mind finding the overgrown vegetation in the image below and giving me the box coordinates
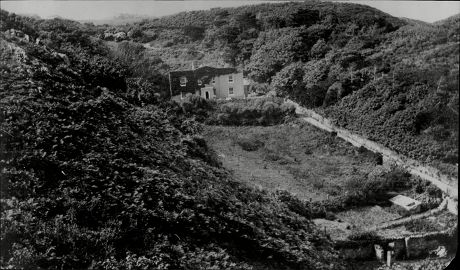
[278,167,414,217]
[404,219,440,233]
[347,231,381,241]
[211,98,296,126]
[102,0,459,175]
[27,0,454,173]
[1,2,458,268]
[203,122,442,217]
[0,11,343,270]
[176,96,296,126]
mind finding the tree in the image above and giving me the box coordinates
[247,28,304,82]
[183,25,205,41]
[232,11,258,32]
[271,62,306,98]
[261,15,286,30]
[288,8,320,27]
[310,39,329,59]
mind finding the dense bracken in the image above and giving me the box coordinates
[176,95,296,126]
[1,1,458,268]
[0,10,343,270]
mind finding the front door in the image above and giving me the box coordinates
[205,91,209,99]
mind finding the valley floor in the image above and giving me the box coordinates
[203,120,377,202]
[202,120,457,268]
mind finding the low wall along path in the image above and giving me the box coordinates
[286,100,458,204]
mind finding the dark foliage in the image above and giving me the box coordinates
[209,98,296,126]
[0,11,342,270]
[128,0,458,174]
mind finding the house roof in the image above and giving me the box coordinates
[169,66,239,96]
[170,66,237,79]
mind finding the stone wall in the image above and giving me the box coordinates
[335,230,456,260]
[286,100,458,204]
[286,100,459,261]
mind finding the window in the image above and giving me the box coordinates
[228,87,234,95]
[212,78,215,84]
[179,76,187,87]
[228,75,233,83]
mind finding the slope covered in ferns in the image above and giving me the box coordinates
[0,10,341,270]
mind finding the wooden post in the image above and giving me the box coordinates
[387,242,394,266]
[405,237,410,259]
[168,72,173,98]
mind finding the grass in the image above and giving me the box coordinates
[202,120,379,202]
[202,120,449,243]
[336,205,402,230]
[235,136,264,151]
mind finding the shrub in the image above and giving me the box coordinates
[236,136,264,151]
[348,231,381,241]
[280,102,296,114]
[1,28,342,269]
[426,184,443,198]
[211,98,295,126]
[405,219,439,233]
[181,94,214,121]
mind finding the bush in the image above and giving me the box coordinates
[181,94,214,121]
[210,98,296,126]
[405,219,439,233]
[236,136,264,151]
[1,26,343,269]
[348,231,381,241]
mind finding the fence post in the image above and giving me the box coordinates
[386,251,392,266]
[404,237,410,259]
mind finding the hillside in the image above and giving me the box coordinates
[107,0,458,176]
[0,1,458,268]
[0,10,342,270]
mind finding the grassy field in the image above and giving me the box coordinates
[202,120,380,202]
[202,118,454,267]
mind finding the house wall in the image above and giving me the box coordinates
[200,86,215,99]
[213,72,245,99]
[169,71,198,97]
[171,90,200,103]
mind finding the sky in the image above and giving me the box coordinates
[1,1,460,23]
